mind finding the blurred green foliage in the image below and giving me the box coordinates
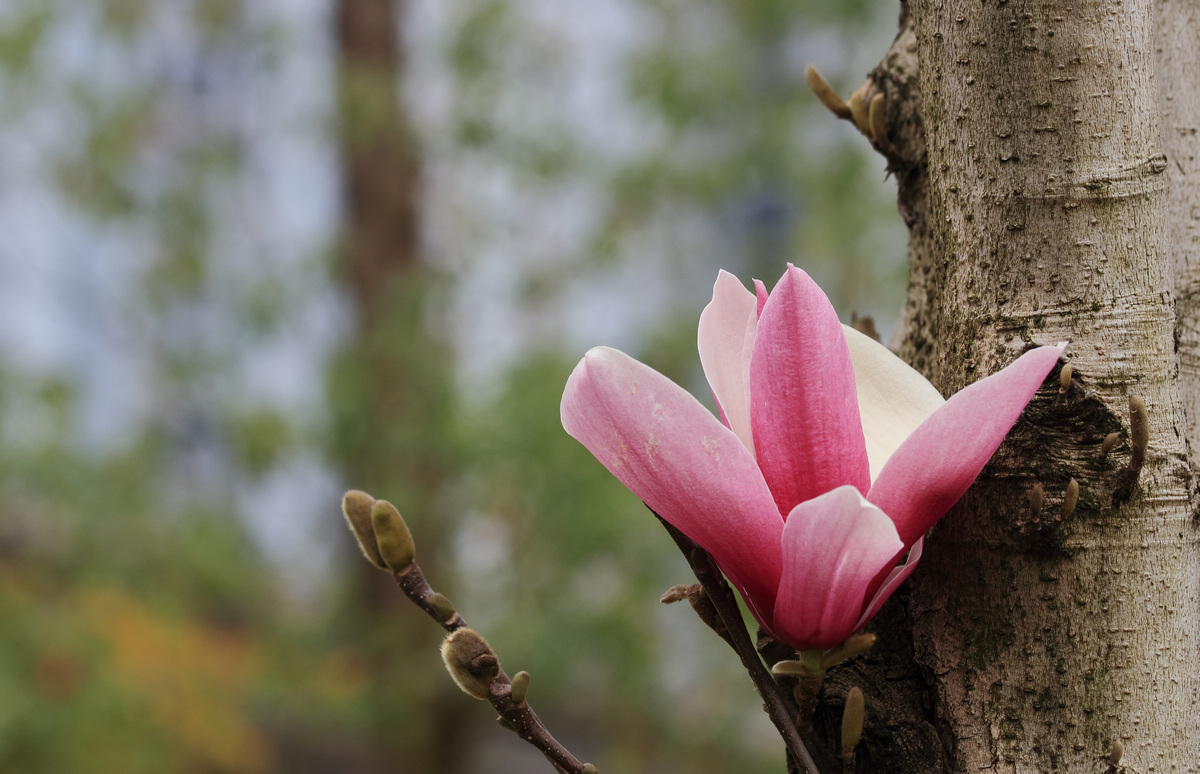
[0,0,904,772]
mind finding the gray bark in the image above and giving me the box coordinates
[850,0,1200,770]
[1161,0,1200,459]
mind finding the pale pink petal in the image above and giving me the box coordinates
[869,344,1066,547]
[751,265,870,517]
[842,325,946,481]
[754,279,768,317]
[561,346,783,625]
[773,485,904,650]
[698,270,758,454]
[852,537,923,632]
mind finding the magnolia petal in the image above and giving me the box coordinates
[751,265,871,517]
[773,485,905,651]
[698,270,758,454]
[853,537,923,633]
[843,325,946,481]
[561,346,783,625]
[869,344,1066,547]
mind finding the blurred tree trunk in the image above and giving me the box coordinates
[835,0,1200,771]
[331,1,464,771]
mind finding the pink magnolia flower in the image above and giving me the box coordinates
[561,265,1064,651]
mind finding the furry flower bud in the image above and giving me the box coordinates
[341,490,386,569]
[370,499,415,573]
[440,628,500,701]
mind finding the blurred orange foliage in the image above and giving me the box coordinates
[81,588,275,773]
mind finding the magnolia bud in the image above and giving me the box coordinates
[1129,396,1148,471]
[659,584,698,604]
[771,660,817,679]
[509,670,530,704]
[1059,363,1073,394]
[440,628,499,700]
[370,499,415,573]
[822,632,877,670]
[868,93,887,143]
[804,64,853,120]
[848,89,870,135]
[1059,478,1079,521]
[1099,431,1119,464]
[841,687,865,754]
[342,490,386,569]
[581,764,600,774]
[1028,483,1045,522]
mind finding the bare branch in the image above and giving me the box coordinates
[391,561,593,774]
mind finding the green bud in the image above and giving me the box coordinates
[341,490,386,569]
[509,670,530,704]
[805,64,853,121]
[1059,363,1073,394]
[867,93,886,143]
[1059,478,1079,521]
[848,89,870,135]
[1028,483,1045,521]
[771,660,816,679]
[581,764,600,774]
[782,649,827,725]
[822,632,877,670]
[370,499,415,573]
[841,686,865,754]
[428,592,456,623]
[1099,431,1119,462]
[440,628,500,700]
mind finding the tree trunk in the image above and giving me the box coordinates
[870,0,1200,770]
[332,1,465,771]
[1160,0,1200,457]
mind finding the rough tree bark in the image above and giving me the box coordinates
[1161,0,1200,453]
[840,0,1200,771]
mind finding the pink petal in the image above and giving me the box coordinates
[561,346,783,626]
[773,485,904,651]
[853,537,923,632]
[750,265,871,517]
[698,270,758,455]
[868,344,1066,547]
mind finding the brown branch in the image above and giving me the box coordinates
[393,562,591,774]
[653,514,824,774]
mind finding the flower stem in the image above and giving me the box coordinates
[654,513,824,774]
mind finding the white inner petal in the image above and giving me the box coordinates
[843,325,946,480]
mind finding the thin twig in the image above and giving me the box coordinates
[654,514,823,774]
[393,563,589,773]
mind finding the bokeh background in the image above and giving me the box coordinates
[0,1,907,771]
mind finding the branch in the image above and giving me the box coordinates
[342,492,596,774]
[394,563,590,774]
[653,513,825,774]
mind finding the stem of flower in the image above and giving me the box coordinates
[654,513,824,774]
